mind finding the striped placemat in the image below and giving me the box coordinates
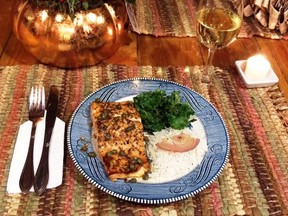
[0,64,287,215]
[126,0,288,39]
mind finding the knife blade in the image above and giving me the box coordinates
[34,85,59,195]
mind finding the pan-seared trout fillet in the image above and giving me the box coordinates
[90,100,150,181]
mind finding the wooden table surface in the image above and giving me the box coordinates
[1,0,288,101]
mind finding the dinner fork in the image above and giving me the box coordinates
[19,86,45,193]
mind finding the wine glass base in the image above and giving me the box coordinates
[201,75,211,84]
[201,65,213,84]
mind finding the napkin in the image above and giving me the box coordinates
[7,113,65,193]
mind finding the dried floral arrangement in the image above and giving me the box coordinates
[244,0,288,34]
[29,0,135,17]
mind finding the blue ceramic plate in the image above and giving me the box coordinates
[67,78,229,204]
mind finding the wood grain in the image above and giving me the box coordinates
[1,0,287,100]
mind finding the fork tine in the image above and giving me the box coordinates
[36,86,45,109]
[29,87,35,109]
[36,87,41,108]
[41,87,45,109]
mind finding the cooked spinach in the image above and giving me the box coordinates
[133,89,194,133]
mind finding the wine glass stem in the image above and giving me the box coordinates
[206,48,215,76]
[202,48,215,83]
[207,48,215,68]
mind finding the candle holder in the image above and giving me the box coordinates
[235,56,279,88]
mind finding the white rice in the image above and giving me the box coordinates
[138,116,208,183]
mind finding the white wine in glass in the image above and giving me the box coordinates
[196,0,243,82]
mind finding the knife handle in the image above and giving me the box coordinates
[19,125,36,193]
[34,142,49,195]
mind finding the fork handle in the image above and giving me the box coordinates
[19,124,36,193]
[34,141,50,195]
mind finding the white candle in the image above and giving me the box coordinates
[244,55,271,81]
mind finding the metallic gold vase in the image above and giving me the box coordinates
[12,0,128,68]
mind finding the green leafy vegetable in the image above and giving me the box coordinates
[133,89,194,133]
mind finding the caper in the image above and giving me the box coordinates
[124,124,135,132]
[98,110,109,120]
[128,178,137,183]
[104,132,111,141]
[88,152,97,157]
[144,136,149,143]
[142,172,149,180]
[113,116,121,122]
[80,143,89,152]
[111,149,118,154]
[119,150,126,156]
[122,113,128,119]
[129,164,135,170]
[137,158,143,164]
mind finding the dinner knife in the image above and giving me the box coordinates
[34,85,59,195]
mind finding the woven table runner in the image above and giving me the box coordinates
[126,0,288,39]
[0,64,287,215]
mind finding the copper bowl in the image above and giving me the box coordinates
[12,0,128,68]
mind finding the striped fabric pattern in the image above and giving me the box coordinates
[126,0,288,39]
[0,64,287,215]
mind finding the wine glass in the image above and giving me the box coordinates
[195,0,243,83]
